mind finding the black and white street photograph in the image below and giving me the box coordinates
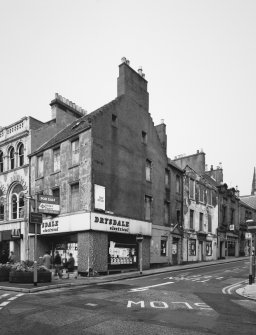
[0,1,256,334]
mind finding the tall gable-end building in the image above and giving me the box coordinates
[0,95,85,261]
[29,59,181,274]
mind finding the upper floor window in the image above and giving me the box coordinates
[9,146,15,170]
[142,131,147,144]
[71,140,79,166]
[208,213,212,232]
[37,155,44,178]
[10,184,25,219]
[0,191,4,221]
[18,143,24,167]
[207,189,212,205]
[189,179,195,199]
[52,187,60,199]
[165,169,170,188]
[164,201,170,225]
[145,159,152,182]
[176,175,181,194]
[0,151,3,172]
[189,209,194,229]
[199,212,204,231]
[145,195,152,221]
[70,183,80,212]
[177,210,181,224]
[53,147,60,172]
[199,184,205,203]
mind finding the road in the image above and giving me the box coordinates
[0,259,255,335]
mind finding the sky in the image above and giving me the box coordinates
[0,0,255,195]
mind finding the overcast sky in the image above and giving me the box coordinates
[0,0,255,195]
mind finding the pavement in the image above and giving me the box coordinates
[0,256,255,300]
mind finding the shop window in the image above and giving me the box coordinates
[18,142,24,167]
[0,194,4,221]
[176,175,181,194]
[71,139,79,166]
[145,159,152,182]
[53,147,60,172]
[10,184,25,219]
[199,212,204,231]
[108,240,137,267]
[189,179,195,199]
[189,209,194,229]
[144,195,152,221]
[70,183,79,212]
[160,239,167,256]
[9,146,15,170]
[189,239,196,256]
[206,242,212,256]
[37,155,44,178]
[0,151,3,172]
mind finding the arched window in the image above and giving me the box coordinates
[0,151,3,172]
[0,190,4,221]
[9,147,15,170]
[10,184,25,219]
[18,143,24,167]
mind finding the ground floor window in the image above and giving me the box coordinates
[108,234,137,269]
[206,241,212,256]
[189,239,196,256]
[160,239,167,256]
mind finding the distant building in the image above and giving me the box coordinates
[173,151,218,262]
[0,95,85,261]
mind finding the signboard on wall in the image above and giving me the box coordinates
[94,184,105,211]
[38,195,60,214]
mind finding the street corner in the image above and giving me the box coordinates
[236,283,256,301]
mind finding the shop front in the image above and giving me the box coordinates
[33,212,151,274]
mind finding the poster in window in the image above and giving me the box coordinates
[94,184,105,211]
[206,242,212,256]
[189,239,196,256]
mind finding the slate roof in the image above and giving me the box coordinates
[202,173,219,187]
[30,96,122,156]
[167,159,184,172]
[239,195,256,210]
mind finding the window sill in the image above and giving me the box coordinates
[68,164,80,170]
[50,170,61,176]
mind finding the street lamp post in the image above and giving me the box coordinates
[136,234,143,275]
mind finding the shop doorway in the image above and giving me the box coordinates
[172,238,179,265]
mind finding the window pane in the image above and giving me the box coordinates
[37,156,44,177]
[161,240,167,256]
[10,147,15,169]
[18,143,24,166]
[190,210,194,229]
[12,194,17,219]
[199,213,203,231]
[0,198,4,221]
[19,193,25,218]
[189,179,195,199]
[145,160,151,181]
[145,196,152,220]
[0,151,3,172]
[71,183,79,212]
[208,214,212,232]
[71,140,79,165]
[53,148,60,171]
[176,175,181,193]
[164,202,169,225]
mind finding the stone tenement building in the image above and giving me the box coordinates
[29,59,185,274]
[0,95,85,261]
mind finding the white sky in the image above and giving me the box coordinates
[0,0,255,195]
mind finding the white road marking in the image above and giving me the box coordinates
[222,280,247,294]
[0,294,10,299]
[8,296,18,301]
[215,277,224,280]
[85,303,98,307]
[0,301,10,307]
[129,281,174,292]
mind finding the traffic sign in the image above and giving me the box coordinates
[246,220,256,233]
[30,212,43,224]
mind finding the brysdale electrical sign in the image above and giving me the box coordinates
[38,195,60,215]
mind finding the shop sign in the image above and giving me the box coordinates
[41,212,90,234]
[91,213,130,234]
[38,195,60,214]
[94,185,105,211]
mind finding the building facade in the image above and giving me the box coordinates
[0,96,85,262]
[30,59,180,274]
